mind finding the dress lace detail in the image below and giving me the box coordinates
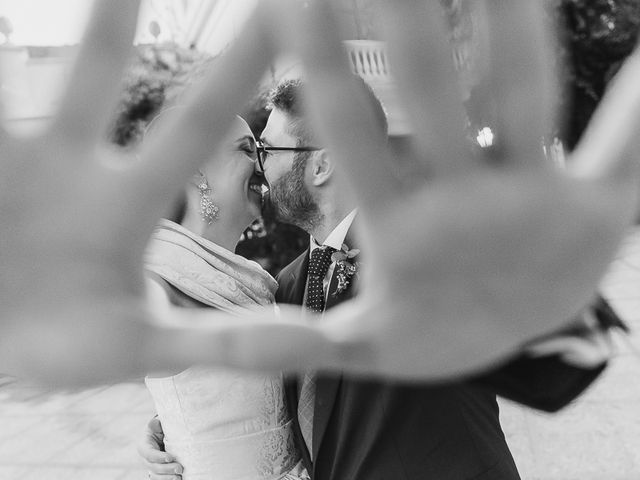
[146,367,305,480]
[144,222,307,480]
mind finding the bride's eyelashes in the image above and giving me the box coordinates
[236,138,259,159]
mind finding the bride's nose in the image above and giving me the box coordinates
[252,157,264,177]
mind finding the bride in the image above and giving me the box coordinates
[143,113,308,480]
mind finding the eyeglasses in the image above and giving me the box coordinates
[254,139,321,174]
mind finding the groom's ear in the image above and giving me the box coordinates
[310,150,333,187]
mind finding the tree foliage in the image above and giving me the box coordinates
[109,43,212,148]
[552,0,640,149]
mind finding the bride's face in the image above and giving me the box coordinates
[199,117,264,226]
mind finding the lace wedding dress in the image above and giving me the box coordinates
[144,220,308,480]
[146,367,306,480]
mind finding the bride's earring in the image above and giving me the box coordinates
[197,174,219,224]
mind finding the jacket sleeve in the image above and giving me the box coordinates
[470,296,626,412]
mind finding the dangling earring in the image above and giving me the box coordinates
[197,173,219,224]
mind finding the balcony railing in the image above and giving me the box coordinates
[343,40,410,135]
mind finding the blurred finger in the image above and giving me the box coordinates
[131,2,277,230]
[0,58,9,139]
[0,126,9,152]
[143,304,363,374]
[377,0,470,173]
[569,48,640,185]
[143,300,515,380]
[482,0,557,164]
[525,334,612,368]
[287,0,401,211]
[51,0,141,149]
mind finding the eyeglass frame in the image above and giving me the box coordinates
[254,139,321,174]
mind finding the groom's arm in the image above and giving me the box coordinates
[137,416,184,478]
[469,296,626,412]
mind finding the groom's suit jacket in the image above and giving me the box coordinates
[276,242,616,480]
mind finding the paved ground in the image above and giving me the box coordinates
[1,228,639,480]
[499,227,640,480]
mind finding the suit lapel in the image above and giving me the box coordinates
[276,250,313,467]
[278,232,360,466]
[313,373,341,462]
[283,374,312,470]
[325,265,357,310]
[285,250,309,306]
[313,239,360,462]
[325,228,359,311]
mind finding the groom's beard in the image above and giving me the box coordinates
[267,158,321,232]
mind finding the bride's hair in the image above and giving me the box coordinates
[267,77,388,147]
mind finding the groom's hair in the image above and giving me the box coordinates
[267,77,388,151]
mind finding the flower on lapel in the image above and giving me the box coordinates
[331,243,360,296]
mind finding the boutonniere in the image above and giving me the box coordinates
[331,243,360,296]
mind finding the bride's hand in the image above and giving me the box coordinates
[190,0,640,380]
[137,416,183,478]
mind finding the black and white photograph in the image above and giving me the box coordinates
[0,0,638,479]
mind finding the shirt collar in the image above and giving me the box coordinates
[310,209,357,253]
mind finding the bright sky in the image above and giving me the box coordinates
[0,0,248,51]
[0,0,93,45]
[0,0,176,46]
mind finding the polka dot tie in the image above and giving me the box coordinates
[305,246,336,314]
[298,245,336,458]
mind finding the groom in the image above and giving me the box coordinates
[141,78,622,479]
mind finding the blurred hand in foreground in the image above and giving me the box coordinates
[0,0,639,385]
[192,0,640,380]
[0,0,285,384]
